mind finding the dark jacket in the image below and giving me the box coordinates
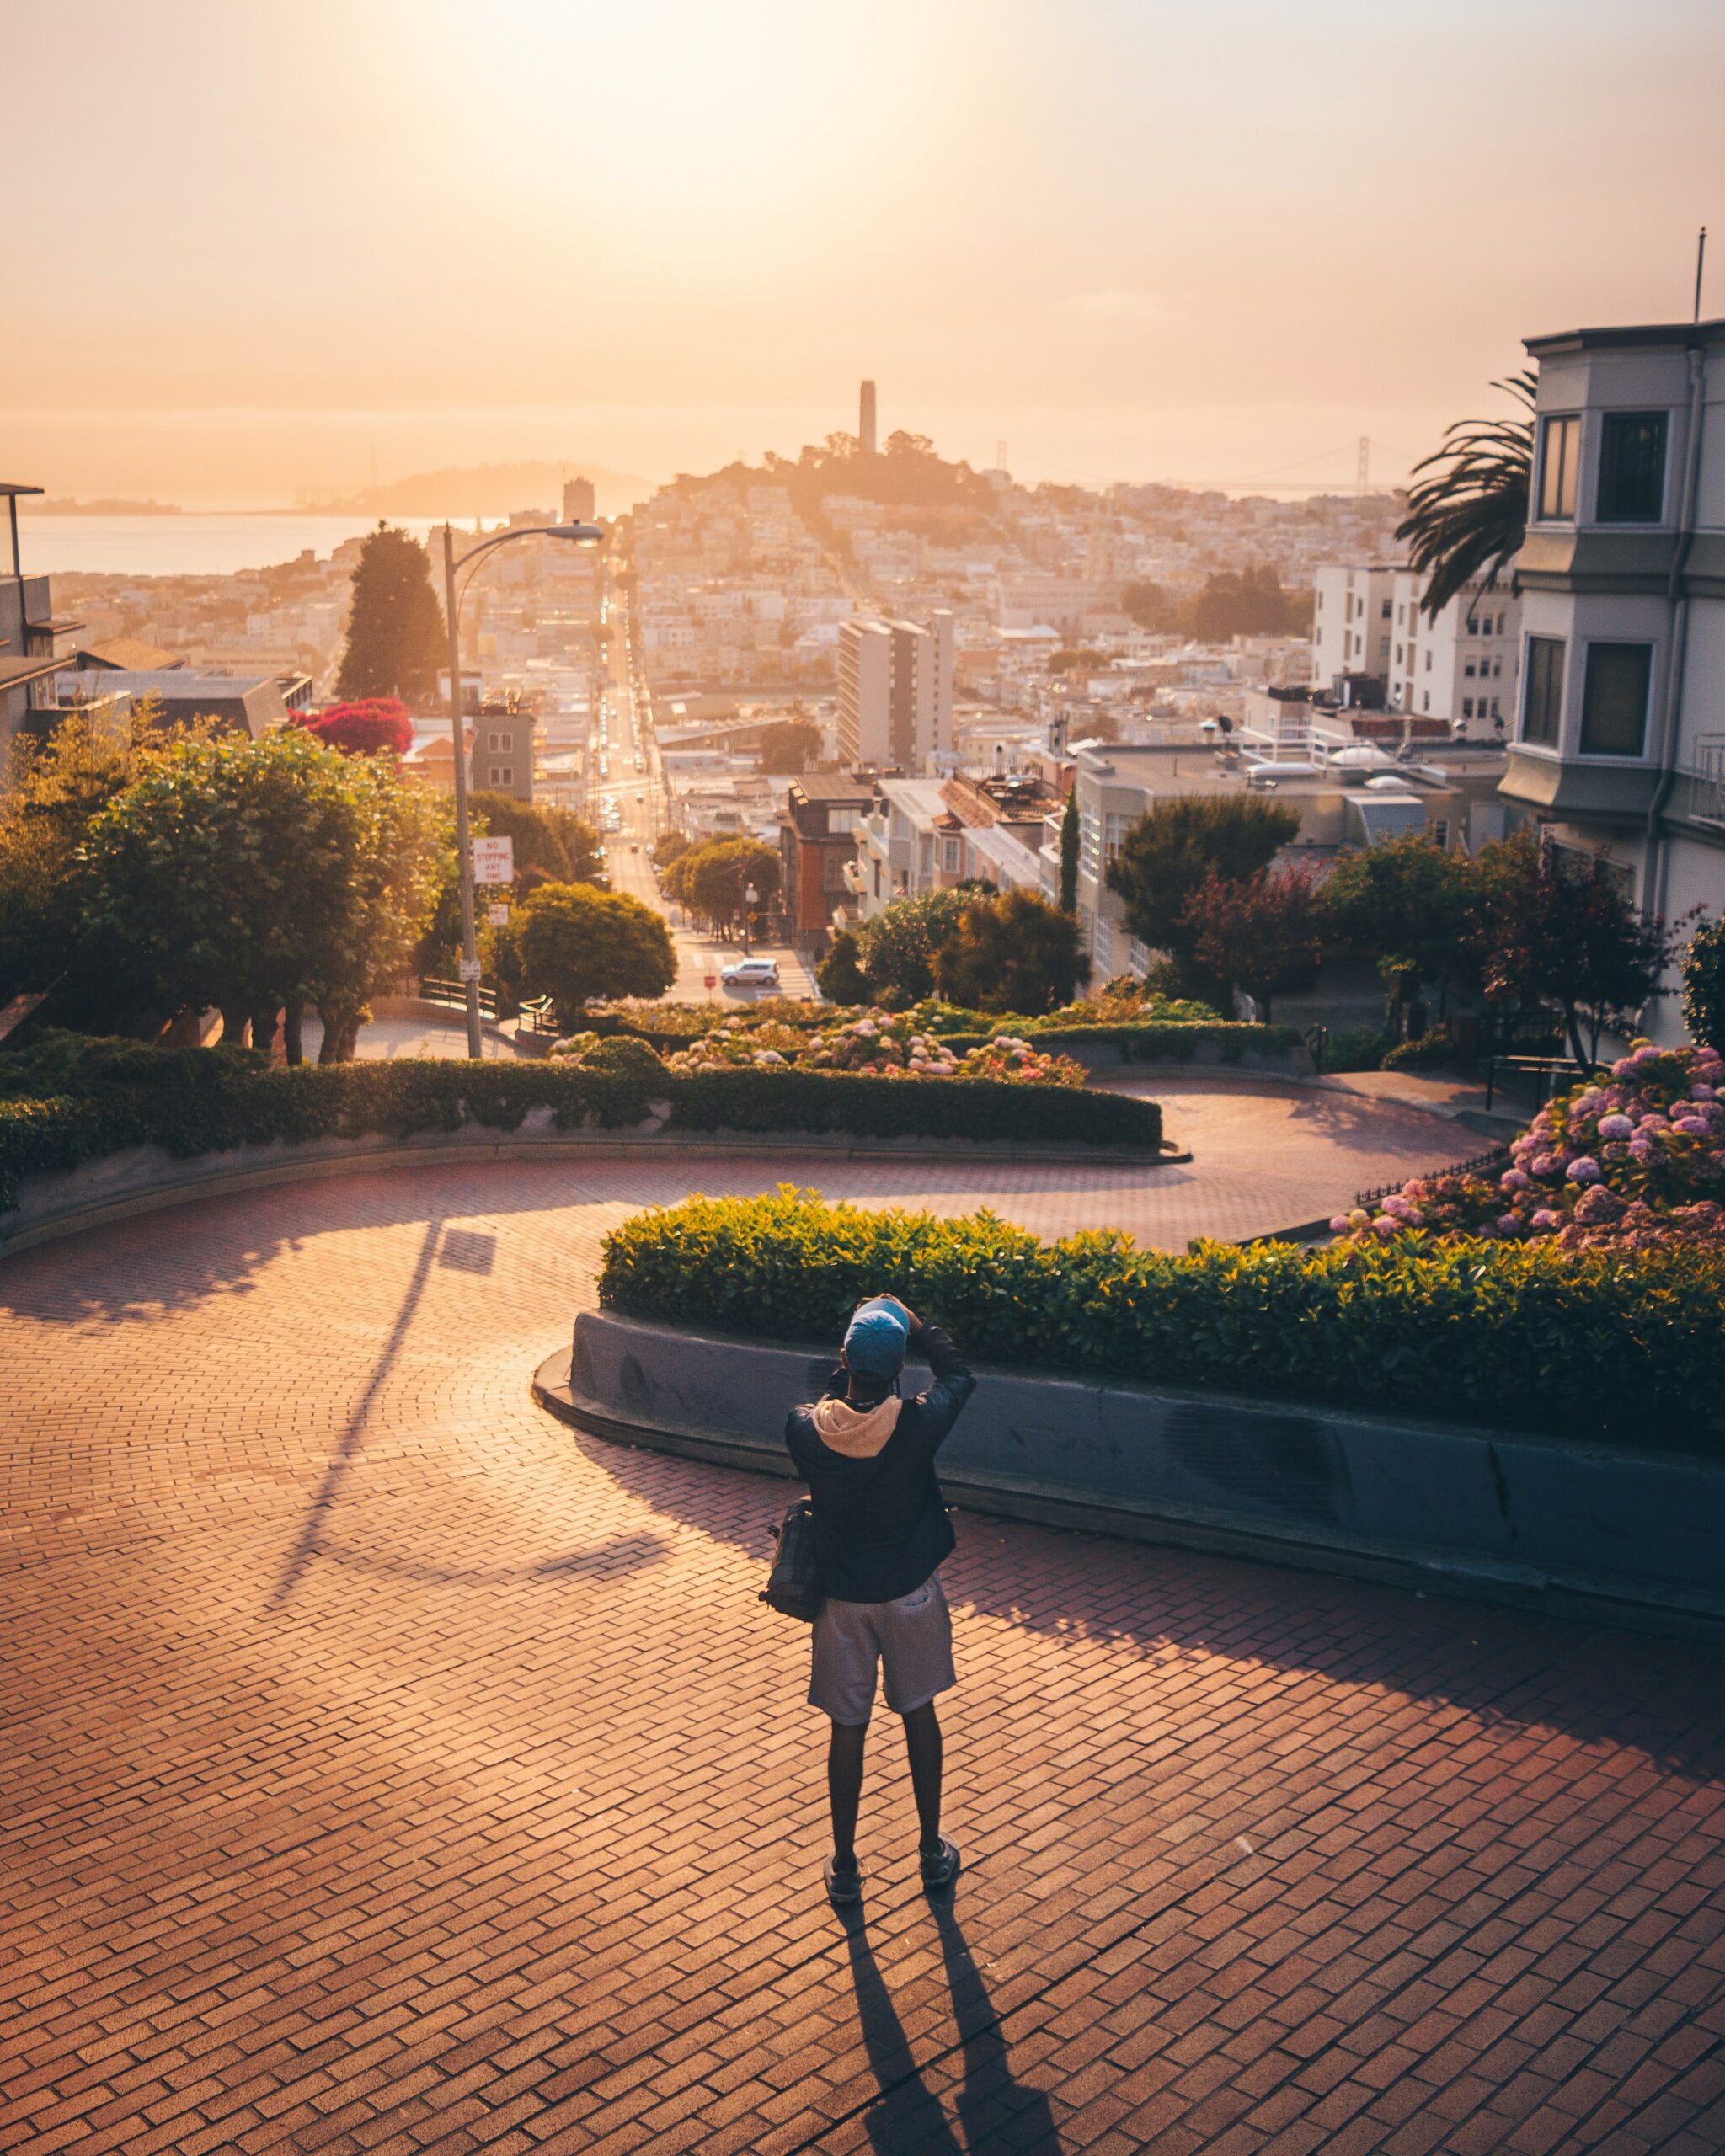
[784,1324,976,1604]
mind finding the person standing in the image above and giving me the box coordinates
[786,1295,976,1906]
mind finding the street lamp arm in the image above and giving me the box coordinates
[441,517,607,1059]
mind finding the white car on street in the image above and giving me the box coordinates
[720,957,780,990]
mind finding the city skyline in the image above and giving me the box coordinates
[3,0,1722,504]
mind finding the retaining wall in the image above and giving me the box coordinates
[541,1310,1725,1637]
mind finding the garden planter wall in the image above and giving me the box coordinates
[542,1310,1725,1638]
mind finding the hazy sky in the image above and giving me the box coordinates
[4,0,1721,504]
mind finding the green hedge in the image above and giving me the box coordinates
[1006,1020,1302,1063]
[598,1187,1725,1451]
[660,1070,1159,1150]
[0,1044,1162,1211]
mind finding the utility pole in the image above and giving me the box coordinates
[442,523,483,1059]
[1696,227,1709,323]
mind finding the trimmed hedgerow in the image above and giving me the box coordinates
[0,1042,1162,1211]
[598,1186,1725,1452]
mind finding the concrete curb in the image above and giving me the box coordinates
[0,1123,1191,1259]
[533,1315,1725,1643]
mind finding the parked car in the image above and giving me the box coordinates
[720,957,780,990]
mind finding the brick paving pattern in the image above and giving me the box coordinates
[3,1151,1722,2154]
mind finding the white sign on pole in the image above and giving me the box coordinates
[472,836,515,885]
[487,904,510,926]
[458,958,483,984]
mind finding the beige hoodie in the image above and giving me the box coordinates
[809,1394,903,1459]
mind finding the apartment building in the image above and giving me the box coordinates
[474,690,536,802]
[1503,312,1725,1038]
[835,611,953,768]
[777,776,876,947]
[1,483,83,751]
[1316,562,1522,734]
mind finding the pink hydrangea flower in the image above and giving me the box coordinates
[1530,1154,1562,1177]
[1500,1167,1530,1190]
[1598,1113,1634,1139]
[1635,1044,1664,1063]
[1566,1157,1602,1182]
[1611,1057,1637,1077]
[1530,1209,1562,1230]
[1691,1084,1716,1102]
[1498,1214,1525,1233]
[1329,1215,1351,1234]
[1674,1116,1709,1136]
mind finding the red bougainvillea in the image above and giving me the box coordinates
[294,698,414,759]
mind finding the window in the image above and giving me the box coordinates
[1537,414,1579,519]
[1521,636,1565,747]
[487,729,511,751]
[942,837,959,872]
[1463,697,1475,718]
[487,765,513,786]
[1465,660,1477,678]
[1424,650,1432,671]
[1466,616,1479,636]
[1422,691,1430,712]
[1579,642,1653,756]
[1491,698,1501,719]
[1394,644,1403,666]
[1381,599,1391,619]
[1431,821,1449,850]
[1597,413,1668,523]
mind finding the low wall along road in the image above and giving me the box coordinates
[542,1310,1725,1638]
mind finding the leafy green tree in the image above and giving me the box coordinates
[1396,371,1533,621]
[1682,917,1725,1050]
[664,836,780,934]
[934,890,1090,1015]
[653,830,692,872]
[1106,798,1300,988]
[1059,790,1080,914]
[1181,566,1306,641]
[1471,830,1681,1068]
[0,712,153,1031]
[758,718,823,773]
[469,791,606,893]
[1120,579,1175,632]
[816,929,871,1005]
[1317,831,1480,1028]
[857,884,986,1001]
[83,728,447,1061]
[515,881,676,1022]
[1184,864,1322,1023]
[335,525,447,704]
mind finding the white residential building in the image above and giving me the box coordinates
[1316,562,1523,735]
[836,610,953,768]
[846,777,951,915]
[1503,310,1725,1039]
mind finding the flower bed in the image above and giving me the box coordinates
[598,1187,1725,1451]
[1336,1041,1725,1251]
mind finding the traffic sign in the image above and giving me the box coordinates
[472,836,515,885]
[458,958,483,983]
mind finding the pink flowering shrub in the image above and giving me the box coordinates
[1330,1038,1725,1251]
[659,1008,1086,1086]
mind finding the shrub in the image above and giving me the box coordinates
[1381,1033,1461,1072]
[1684,917,1725,1052]
[598,1187,1725,1450]
[1334,1039,1725,1251]
[573,1035,667,1079]
[0,1052,1162,1212]
[1320,1026,1388,1073]
[815,931,871,1006]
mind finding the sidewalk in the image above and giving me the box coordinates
[1315,1065,1525,1140]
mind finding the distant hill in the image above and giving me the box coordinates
[300,461,649,520]
[35,496,183,515]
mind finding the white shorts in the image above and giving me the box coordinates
[808,1573,956,1726]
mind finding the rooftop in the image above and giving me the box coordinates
[1525,314,1725,355]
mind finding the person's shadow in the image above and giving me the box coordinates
[841,1896,1064,2154]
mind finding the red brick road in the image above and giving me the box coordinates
[3,1157,1722,2155]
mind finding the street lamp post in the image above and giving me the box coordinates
[742,882,758,957]
[442,517,605,1057]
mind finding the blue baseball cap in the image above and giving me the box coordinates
[842,1297,911,1380]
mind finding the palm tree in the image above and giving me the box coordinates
[1396,371,1535,621]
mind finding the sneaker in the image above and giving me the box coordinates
[919,1836,961,1892]
[824,1855,862,1907]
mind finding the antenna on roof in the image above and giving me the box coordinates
[1696,227,1709,324]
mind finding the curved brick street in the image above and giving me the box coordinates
[3,1112,1723,2154]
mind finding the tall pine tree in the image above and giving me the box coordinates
[335,525,447,704]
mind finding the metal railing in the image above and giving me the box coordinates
[1355,1145,1509,1208]
[518,995,560,1036]
[421,976,498,1022]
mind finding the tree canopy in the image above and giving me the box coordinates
[1105,797,1300,985]
[515,881,676,1019]
[758,718,824,774]
[468,790,606,892]
[661,836,780,931]
[856,883,989,1002]
[1396,372,1534,621]
[335,525,447,705]
[934,890,1091,1015]
[815,928,871,1006]
[1316,831,1480,1010]
[1184,863,1323,1023]
[81,727,448,1059]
